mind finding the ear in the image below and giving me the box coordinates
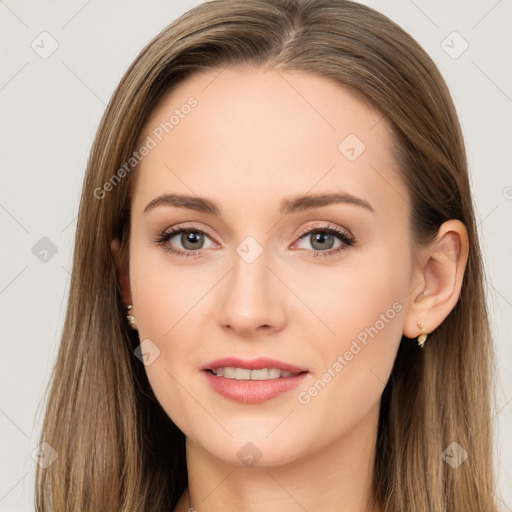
[403,219,469,339]
[111,237,133,306]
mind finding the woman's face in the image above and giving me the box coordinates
[125,67,416,466]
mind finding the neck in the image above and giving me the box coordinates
[174,401,382,512]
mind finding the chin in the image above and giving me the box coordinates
[194,433,311,469]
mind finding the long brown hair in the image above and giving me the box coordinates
[35,1,499,510]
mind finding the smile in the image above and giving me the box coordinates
[208,367,301,380]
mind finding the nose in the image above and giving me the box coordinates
[216,250,287,337]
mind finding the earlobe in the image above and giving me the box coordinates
[403,220,469,341]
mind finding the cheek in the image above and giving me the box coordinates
[292,248,409,440]
[128,238,206,339]
[127,245,209,433]
[300,244,409,351]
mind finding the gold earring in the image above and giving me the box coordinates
[126,304,137,327]
[417,320,428,348]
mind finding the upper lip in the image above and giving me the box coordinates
[201,357,309,373]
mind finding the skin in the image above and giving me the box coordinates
[111,67,469,512]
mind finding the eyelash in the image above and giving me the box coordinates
[153,223,355,259]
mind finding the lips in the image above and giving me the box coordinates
[200,357,309,404]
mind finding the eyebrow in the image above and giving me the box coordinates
[143,191,374,216]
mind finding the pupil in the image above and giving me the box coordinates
[312,232,333,250]
[183,231,203,249]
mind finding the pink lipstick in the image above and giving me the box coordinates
[200,357,309,404]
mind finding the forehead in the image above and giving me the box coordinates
[132,67,408,220]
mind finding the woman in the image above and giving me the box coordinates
[35,0,499,510]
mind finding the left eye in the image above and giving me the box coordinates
[291,226,354,257]
[295,229,344,251]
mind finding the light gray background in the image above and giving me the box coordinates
[1,1,511,510]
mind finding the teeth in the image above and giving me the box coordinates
[268,368,282,379]
[211,367,300,380]
[235,368,251,380]
[223,367,236,378]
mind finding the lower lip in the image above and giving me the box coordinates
[202,370,309,404]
